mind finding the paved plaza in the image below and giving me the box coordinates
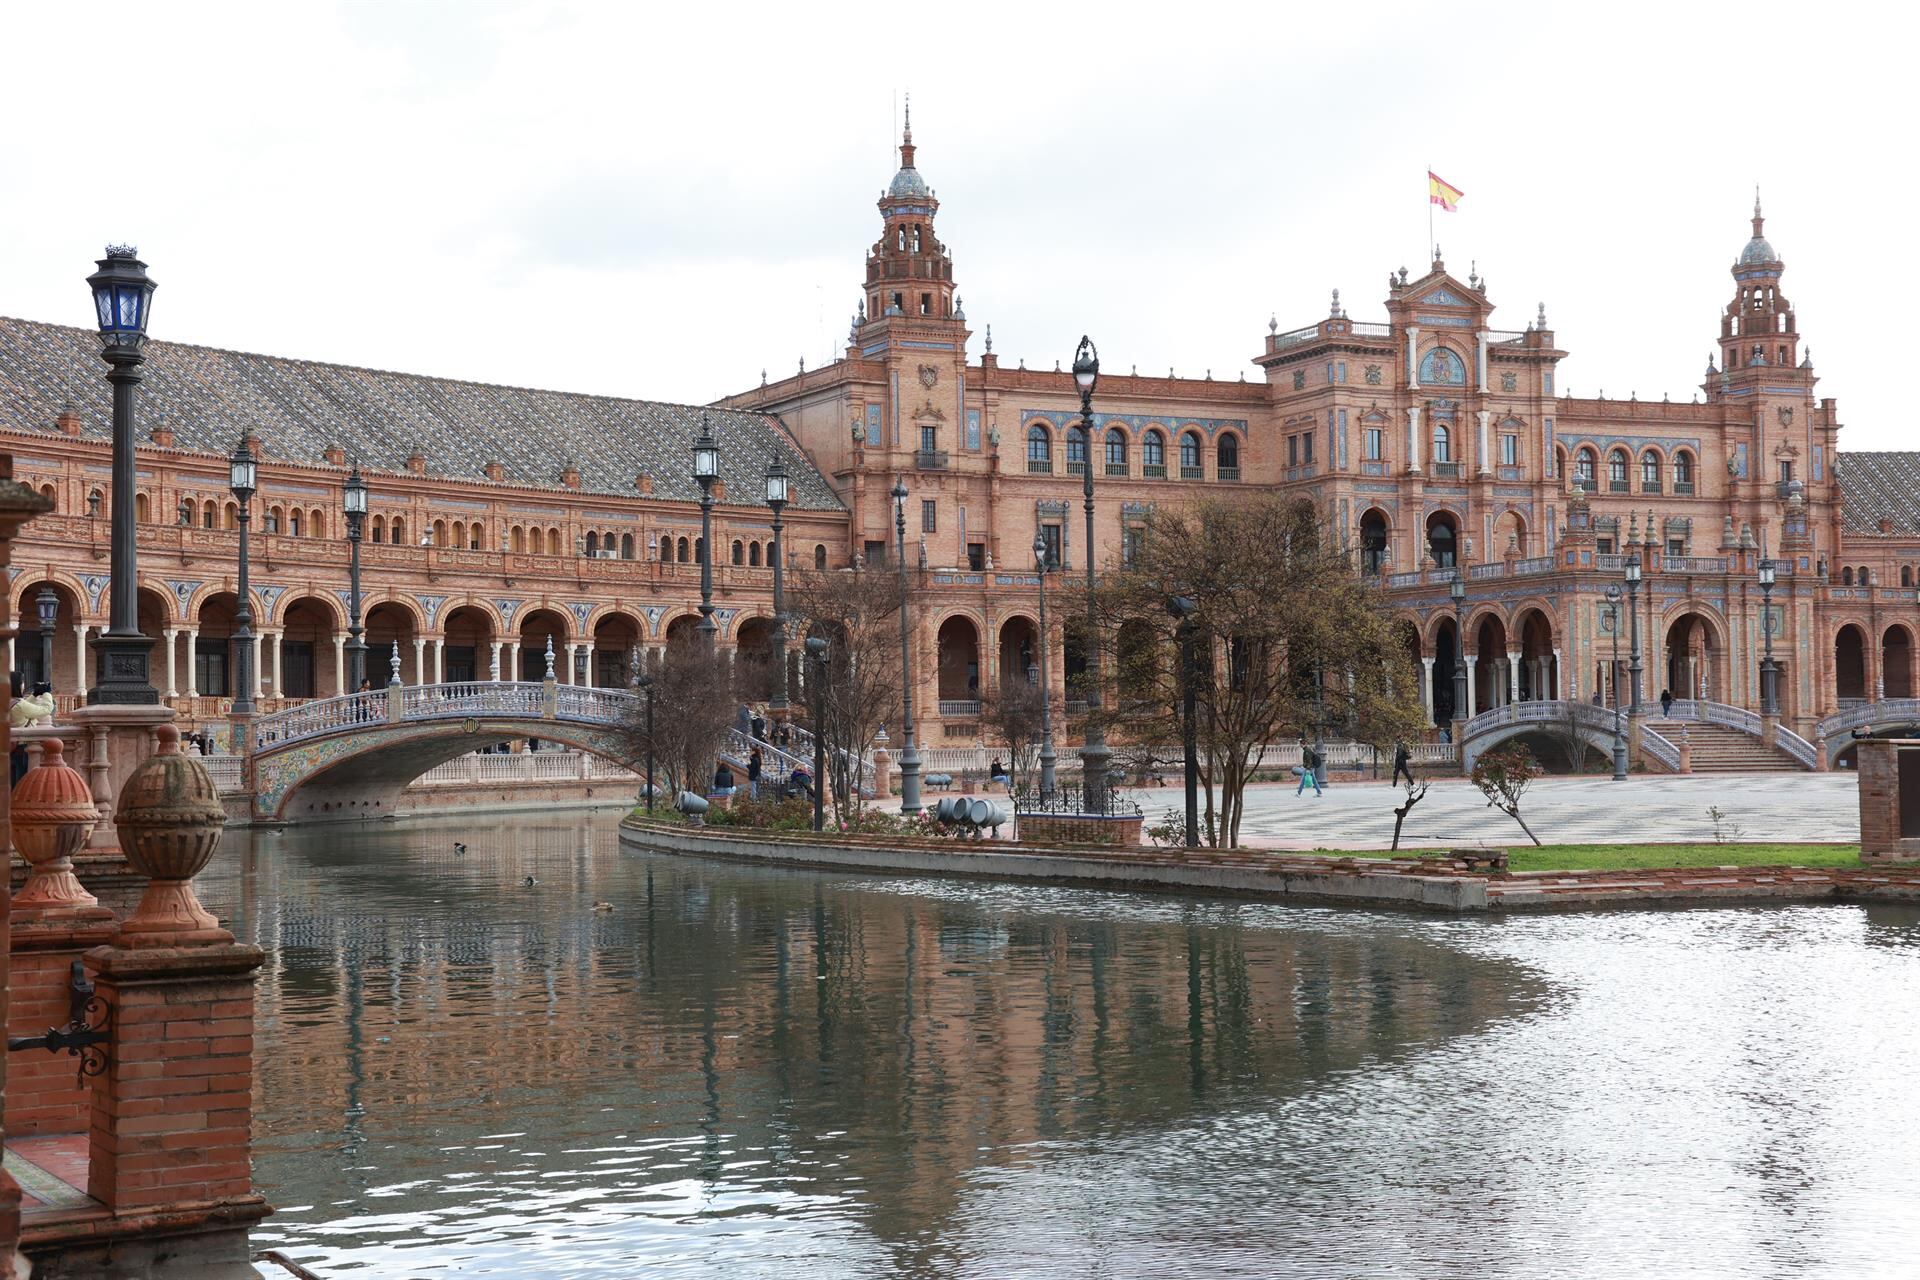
[1126,772,1861,850]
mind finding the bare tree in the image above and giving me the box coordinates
[1470,743,1544,846]
[1095,493,1426,847]
[627,633,734,801]
[979,679,1049,798]
[785,563,903,823]
[1390,781,1430,852]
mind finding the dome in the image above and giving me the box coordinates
[889,164,929,199]
[1740,235,1777,265]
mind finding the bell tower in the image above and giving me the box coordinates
[861,107,956,326]
[1715,194,1802,379]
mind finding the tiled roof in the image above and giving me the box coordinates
[1837,453,1920,536]
[0,317,843,512]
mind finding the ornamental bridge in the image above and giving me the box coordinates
[241,679,834,821]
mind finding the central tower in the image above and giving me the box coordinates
[863,109,956,323]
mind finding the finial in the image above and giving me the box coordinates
[544,634,556,680]
[1432,242,1442,263]
[903,92,912,144]
[1706,355,1717,375]
[1536,301,1547,329]
[389,642,402,687]
[1801,346,1812,369]
[984,323,993,353]
[760,368,767,387]
[798,356,805,374]
[1269,313,1278,335]
[954,296,965,322]
[1753,184,1763,234]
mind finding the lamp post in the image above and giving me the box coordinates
[1625,554,1644,714]
[1449,571,1468,729]
[635,667,655,815]
[84,246,159,704]
[344,465,368,691]
[1607,584,1627,780]
[1071,335,1112,811]
[806,636,829,832]
[766,456,790,720]
[36,586,58,695]
[1759,558,1778,717]
[228,438,258,716]
[891,479,922,813]
[1167,595,1200,847]
[691,416,719,653]
[1033,532,1058,801]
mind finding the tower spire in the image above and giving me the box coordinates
[1753,185,1764,238]
[900,93,914,169]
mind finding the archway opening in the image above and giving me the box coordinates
[1665,613,1723,703]
[1359,509,1389,576]
[443,606,495,684]
[733,616,779,703]
[1425,511,1459,569]
[997,617,1039,694]
[517,609,569,683]
[594,613,643,689]
[1884,626,1913,699]
[936,616,981,711]
[280,597,341,700]
[365,603,421,685]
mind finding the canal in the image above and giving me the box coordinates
[196,811,1920,1277]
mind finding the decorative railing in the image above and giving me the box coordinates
[1463,700,1618,740]
[1468,563,1505,581]
[1385,571,1421,588]
[937,699,982,717]
[1666,699,1763,736]
[1664,556,1728,574]
[202,755,245,793]
[411,751,636,786]
[1818,698,1920,740]
[914,449,950,471]
[1431,461,1461,478]
[1027,459,1052,475]
[1774,727,1818,767]
[1512,556,1555,575]
[253,689,391,747]
[1639,726,1680,771]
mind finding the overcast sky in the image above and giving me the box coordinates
[4,2,1908,448]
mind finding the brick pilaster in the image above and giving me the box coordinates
[6,919,114,1137]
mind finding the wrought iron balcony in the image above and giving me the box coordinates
[1027,458,1052,474]
[915,449,949,471]
[1431,461,1461,478]
[1143,463,1166,479]
[1180,465,1204,480]
[1218,466,1241,482]
[1105,462,1128,477]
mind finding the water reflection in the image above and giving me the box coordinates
[191,815,1920,1277]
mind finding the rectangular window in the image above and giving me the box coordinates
[1543,371,1554,396]
[966,410,981,451]
[1779,460,1794,483]
[920,293,932,315]
[1040,524,1062,570]
[1501,434,1519,465]
[1336,361,1347,383]
[1287,436,1299,466]
[1667,538,1686,558]
[864,539,887,567]
[966,542,985,570]
[921,499,936,533]
[920,424,937,454]
[1123,526,1144,567]
[1303,432,1314,464]
[1365,428,1383,461]
[1597,537,1615,555]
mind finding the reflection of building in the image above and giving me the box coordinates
[4,125,1919,761]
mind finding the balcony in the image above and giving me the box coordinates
[914,449,949,470]
[1066,459,1087,476]
[1575,477,1597,492]
[1143,463,1166,479]
[1674,481,1695,495]
[1431,461,1460,479]
[937,699,982,718]
[1027,458,1052,474]
[1643,481,1662,494]
[1105,462,1128,477]
[1608,479,1630,493]
[1218,466,1241,482]
[1180,465,1204,480]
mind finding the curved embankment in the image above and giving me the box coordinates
[618,819,1920,913]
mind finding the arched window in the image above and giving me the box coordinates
[1575,448,1597,487]
[1903,566,1914,588]
[267,505,284,535]
[1217,433,1241,479]
[511,526,525,553]
[372,515,386,544]
[1860,567,1872,585]
[694,537,705,565]
[1180,431,1204,478]
[621,533,634,560]
[1641,450,1662,491]
[1104,428,1128,473]
[202,500,217,529]
[1027,424,1052,472]
[1431,422,1452,464]
[815,544,827,570]
[450,519,463,547]
[135,493,151,523]
[1418,347,1467,385]
[749,541,761,567]
[677,536,690,562]
[731,539,745,566]
[1842,567,1855,585]
[1065,425,1088,475]
[391,517,405,545]
[1608,449,1629,488]
[1142,430,1166,475]
[1673,451,1695,490]
[585,531,599,555]
[311,508,325,538]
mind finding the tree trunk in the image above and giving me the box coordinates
[1504,804,1543,846]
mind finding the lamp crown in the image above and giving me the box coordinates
[104,244,139,259]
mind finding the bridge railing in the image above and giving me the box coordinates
[1639,726,1680,771]
[1774,726,1818,768]
[553,685,634,725]
[400,682,544,721]
[253,689,390,748]
[1463,699,1618,740]
[1818,698,1920,740]
[1666,699,1764,736]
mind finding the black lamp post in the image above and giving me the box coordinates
[344,465,368,691]
[891,479,922,813]
[36,586,58,695]
[766,456,790,720]
[1167,595,1200,847]
[692,416,719,653]
[1449,571,1468,728]
[1033,532,1057,800]
[229,438,257,716]
[1071,335,1112,811]
[806,635,829,832]
[1759,558,1778,717]
[84,245,159,705]
[635,669,656,815]
[1625,554,1644,714]
[1607,583,1628,781]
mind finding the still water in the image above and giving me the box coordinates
[195,812,1920,1278]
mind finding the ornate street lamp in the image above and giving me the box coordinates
[1033,531,1057,801]
[806,635,829,831]
[1759,558,1779,717]
[765,455,790,719]
[84,246,159,704]
[891,478,922,813]
[1449,571,1468,728]
[1167,595,1200,847]
[36,586,58,696]
[1607,583,1627,781]
[228,437,258,716]
[343,465,369,691]
[692,415,719,651]
[635,665,656,815]
[1071,335,1112,811]
[1625,554,1644,713]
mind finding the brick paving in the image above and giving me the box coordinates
[1124,772,1860,849]
[5,1133,95,1212]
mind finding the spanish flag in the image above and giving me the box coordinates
[1428,171,1464,212]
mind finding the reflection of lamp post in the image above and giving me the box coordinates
[1759,558,1778,717]
[1034,532,1057,801]
[344,465,368,691]
[1607,583,1627,781]
[36,586,58,695]
[765,456,790,719]
[891,479,922,813]
[806,636,829,832]
[85,246,159,704]
[1625,554,1644,713]
[635,667,655,815]
[228,438,258,716]
[691,416,719,652]
[1072,335,1111,811]
[1449,571,1468,727]
[1167,595,1199,847]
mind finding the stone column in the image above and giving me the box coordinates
[1464,651,1477,715]
[507,641,521,682]
[564,643,579,686]
[581,646,595,688]
[1508,647,1522,703]
[1421,655,1436,727]
[333,635,346,694]
[1406,326,1421,387]
[489,640,503,682]
[1407,407,1423,474]
[250,633,265,702]
[1476,330,1489,390]
[1553,647,1565,700]
[432,637,445,684]
[182,627,200,699]
[73,622,90,690]
[413,637,428,686]
[268,631,283,701]
[161,628,179,699]
[1477,410,1492,475]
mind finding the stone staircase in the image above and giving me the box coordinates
[1644,719,1805,772]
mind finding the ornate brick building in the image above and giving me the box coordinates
[3,125,1918,767]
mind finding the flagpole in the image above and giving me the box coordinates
[1426,163,1434,261]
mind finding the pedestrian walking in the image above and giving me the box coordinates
[1392,741,1416,788]
[1295,740,1323,796]
[750,712,766,742]
[1659,688,1674,718]
[747,747,763,800]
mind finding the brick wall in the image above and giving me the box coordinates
[1018,813,1142,847]
[6,924,114,1137]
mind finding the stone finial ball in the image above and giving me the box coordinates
[114,723,228,882]
[12,737,100,860]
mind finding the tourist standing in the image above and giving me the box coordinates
[747,747,763,800]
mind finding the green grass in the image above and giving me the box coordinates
[1317,842,1864,872]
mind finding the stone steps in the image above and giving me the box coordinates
[1646,720,1804,772]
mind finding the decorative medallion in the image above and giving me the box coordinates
[918,364,939,389]
[417,594,446,627]
[493,598,522,625]
[1364,365,1383,386]
[167,579,203,617]
[568,601,594,630]
[643,605,668,632]
[79,574,109,612]
[1500,372,1518,392]
[1292,370,1306,390]
[463,717,479,734]
[1778,406,1794,426]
